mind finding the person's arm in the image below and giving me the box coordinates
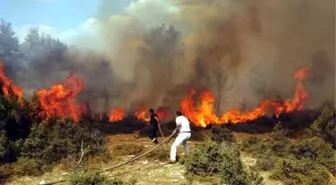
[173,118,181,134]
[154,115,160,127]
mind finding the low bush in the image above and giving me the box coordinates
[0,163,13,179]
[253,157,276,171]
[69,172,136,185]
[11,157,42,176]
[211,126,234,143]
[181,139,264,185]
[21,121,107,166]
[241,135,336,185]
[0,131,7,160]
[0,157,42,178]
[270,159,331,185]
[69,173,135,185]
[307,107,335,147]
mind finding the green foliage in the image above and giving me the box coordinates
[270,159,330,185]
[181,139,264,185]
[0,131,7,159]
[0,163,13,179]
[181,139,229,175]
[0,92,36,162]
[308,107,335,146]
[11,157,41,176]
[0,18,22,64]
[21,122,107,166]
[69,172,136,185]
[273,124,294,137]
[211,126,234,143]
[242,136,336,185]
[253,157,276,171]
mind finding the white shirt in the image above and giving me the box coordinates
[175,115,191,133]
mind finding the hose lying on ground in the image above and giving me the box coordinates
[39,131,176,185]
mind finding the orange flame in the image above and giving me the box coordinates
[109,108,125,122]
[0,63,23,99]
[270,68,309,114]
[135,107,150,122]
[181,68,310,127]
[134,107,170,122]
[107,107,170,123]
[36,74,86,122]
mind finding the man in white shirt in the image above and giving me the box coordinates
[169,111,191,164]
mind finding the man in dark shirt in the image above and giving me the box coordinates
[148,108,160,144]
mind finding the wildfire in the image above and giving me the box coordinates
[0,63,23,99]
[109,108,125,122]
[270,68,309,114]
[181,68,310,127]
[0,62,311,127]
[134,107,150,122]
[36,74,86,122]
[108,106,170,123]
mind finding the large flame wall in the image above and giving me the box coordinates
[0,62,309,127]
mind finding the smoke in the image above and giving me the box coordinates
[4,0,335,114]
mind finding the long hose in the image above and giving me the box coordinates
[39,131,176,185]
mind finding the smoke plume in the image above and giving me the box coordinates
[4,0,335,114]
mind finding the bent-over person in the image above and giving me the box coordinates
[169,111,191,164]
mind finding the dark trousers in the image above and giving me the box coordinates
[147,126,158,140]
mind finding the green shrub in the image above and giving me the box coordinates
[12,157,42,176]
[0,163,13,179]
[241,135,336,184]
[0,130,7,160]
[273,124,295,137]
[21,122,107,166]
[308,107,335,146]
[69,172,136,185]
[254,157,276,171]
[290,137,336,174]
[181,139,230,175]
[270,159,330,185]
[241,135,293,159]
[181,139,264,185]
[211,126,234,143]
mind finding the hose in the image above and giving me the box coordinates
[39,131,176,185]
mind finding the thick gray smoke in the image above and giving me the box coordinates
[4,0,335,114]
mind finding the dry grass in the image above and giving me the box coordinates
[112,143,145,156]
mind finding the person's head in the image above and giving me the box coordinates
[149,108,155,114]
[176,111,182,117]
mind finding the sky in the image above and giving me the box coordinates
[0,0,133,45]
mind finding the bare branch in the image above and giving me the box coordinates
[77,140,90,166]
[66,140,90,168]
[67,156,76,164]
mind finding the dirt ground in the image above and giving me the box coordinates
[6,133,282,185]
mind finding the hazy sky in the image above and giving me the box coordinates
[0,0,133,43]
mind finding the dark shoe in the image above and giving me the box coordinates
[169,160,176,164]
[152,138,158,144]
